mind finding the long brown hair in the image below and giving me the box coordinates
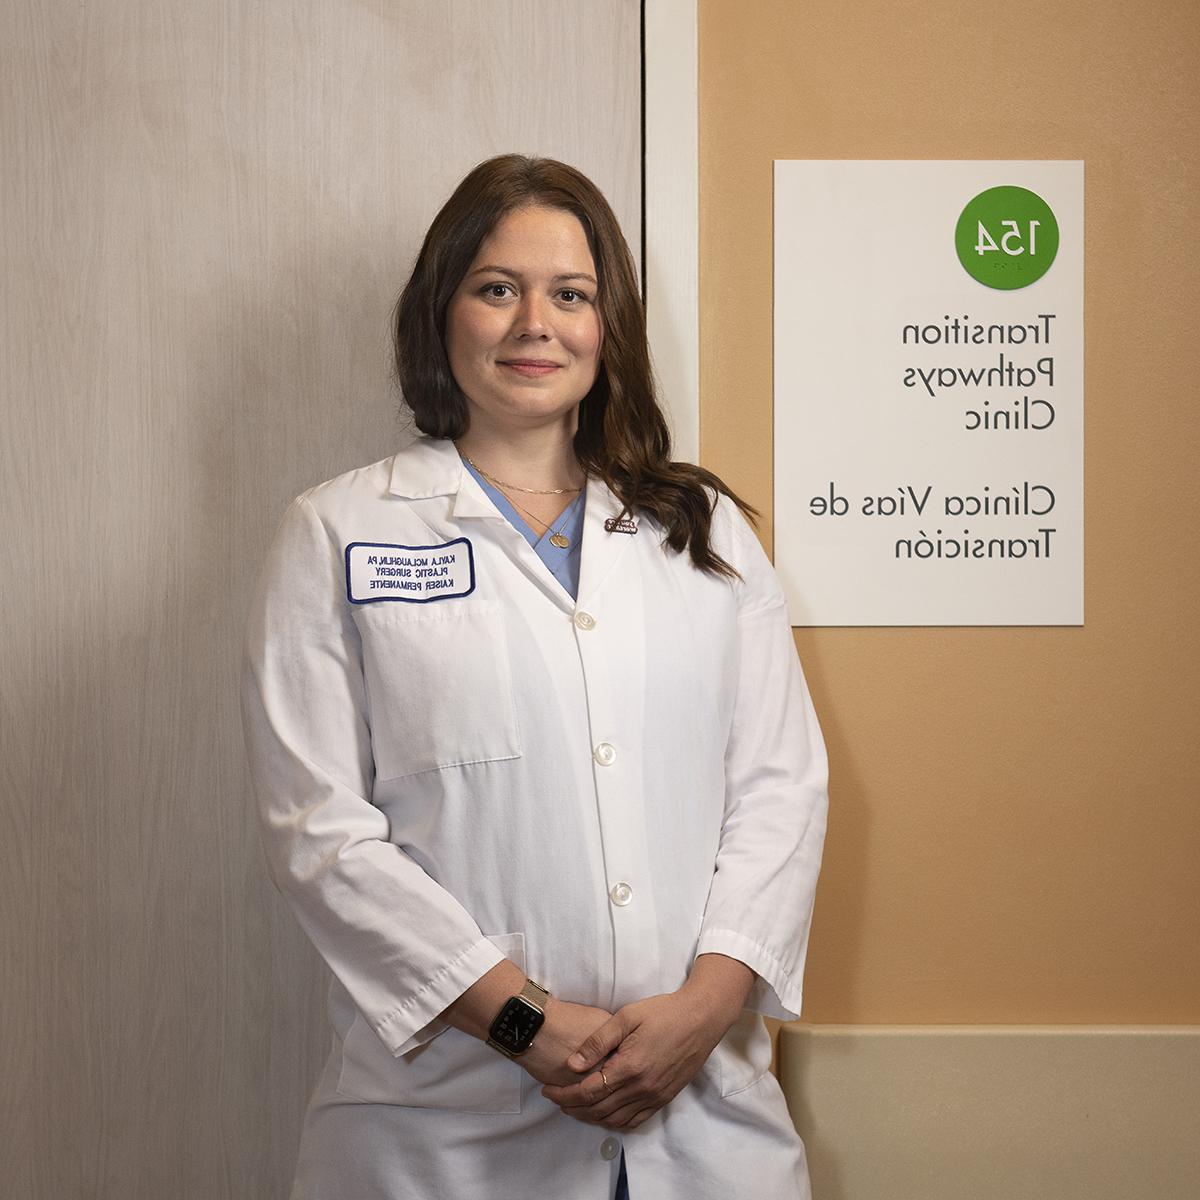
[392,154,756,578]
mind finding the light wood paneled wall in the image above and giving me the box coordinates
[0,3,640,1196]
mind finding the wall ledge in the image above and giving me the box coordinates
[777,1023,1200,1200]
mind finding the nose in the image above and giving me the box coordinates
[514,291,550,339]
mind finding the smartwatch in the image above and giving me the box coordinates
[486,979,551,1058]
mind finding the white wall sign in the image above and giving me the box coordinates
[773,160,1083,626]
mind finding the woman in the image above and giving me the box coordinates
[242,155,828,1200]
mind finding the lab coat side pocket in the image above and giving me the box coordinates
[335,932,526,1113]
[707,1010,773,1098]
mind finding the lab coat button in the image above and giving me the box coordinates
[593,742,616,766]
[600,1136,620,1160]
[574,610,596,630]
[609,881,633,906]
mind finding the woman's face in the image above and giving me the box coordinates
[445,204,602,437]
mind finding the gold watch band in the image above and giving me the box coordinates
[518,978,550,1011]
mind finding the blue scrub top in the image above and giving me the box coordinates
[461,457,586,601]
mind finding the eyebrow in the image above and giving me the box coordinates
[467,265,598,285]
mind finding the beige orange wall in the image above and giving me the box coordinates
[698,0,1199,1022]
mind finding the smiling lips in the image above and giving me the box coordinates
[499,358,562,377]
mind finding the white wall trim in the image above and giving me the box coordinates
[643,0,700,464]
[777,1024,1200,1200]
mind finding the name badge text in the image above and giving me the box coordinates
[345,539,475,604]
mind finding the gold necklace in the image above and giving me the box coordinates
[499,488,577,549]
[459,451,583,496]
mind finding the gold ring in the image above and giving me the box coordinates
[600,1067,615,1093]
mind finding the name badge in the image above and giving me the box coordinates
[345,539,475,604]
[604,515,638,535]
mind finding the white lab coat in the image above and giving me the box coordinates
[241,434,828,1200]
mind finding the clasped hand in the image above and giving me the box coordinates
[525,988,736,1131]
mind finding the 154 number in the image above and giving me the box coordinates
[976,219,1040,256]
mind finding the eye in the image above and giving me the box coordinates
[558,288,591,305]
[480,282,515,301]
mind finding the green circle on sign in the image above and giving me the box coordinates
[955,185,1059,290]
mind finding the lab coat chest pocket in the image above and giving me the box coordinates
[336,933,526,1112]
[353,598,521,780]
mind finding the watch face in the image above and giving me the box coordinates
[490,997,545,1054]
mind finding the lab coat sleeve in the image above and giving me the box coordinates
[240,493,504,1056]
[693,499,829,1021]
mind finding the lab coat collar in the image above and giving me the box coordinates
[386,435,497,521]
[576,475,640,607]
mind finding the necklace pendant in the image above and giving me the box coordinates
[549,533,570,549]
